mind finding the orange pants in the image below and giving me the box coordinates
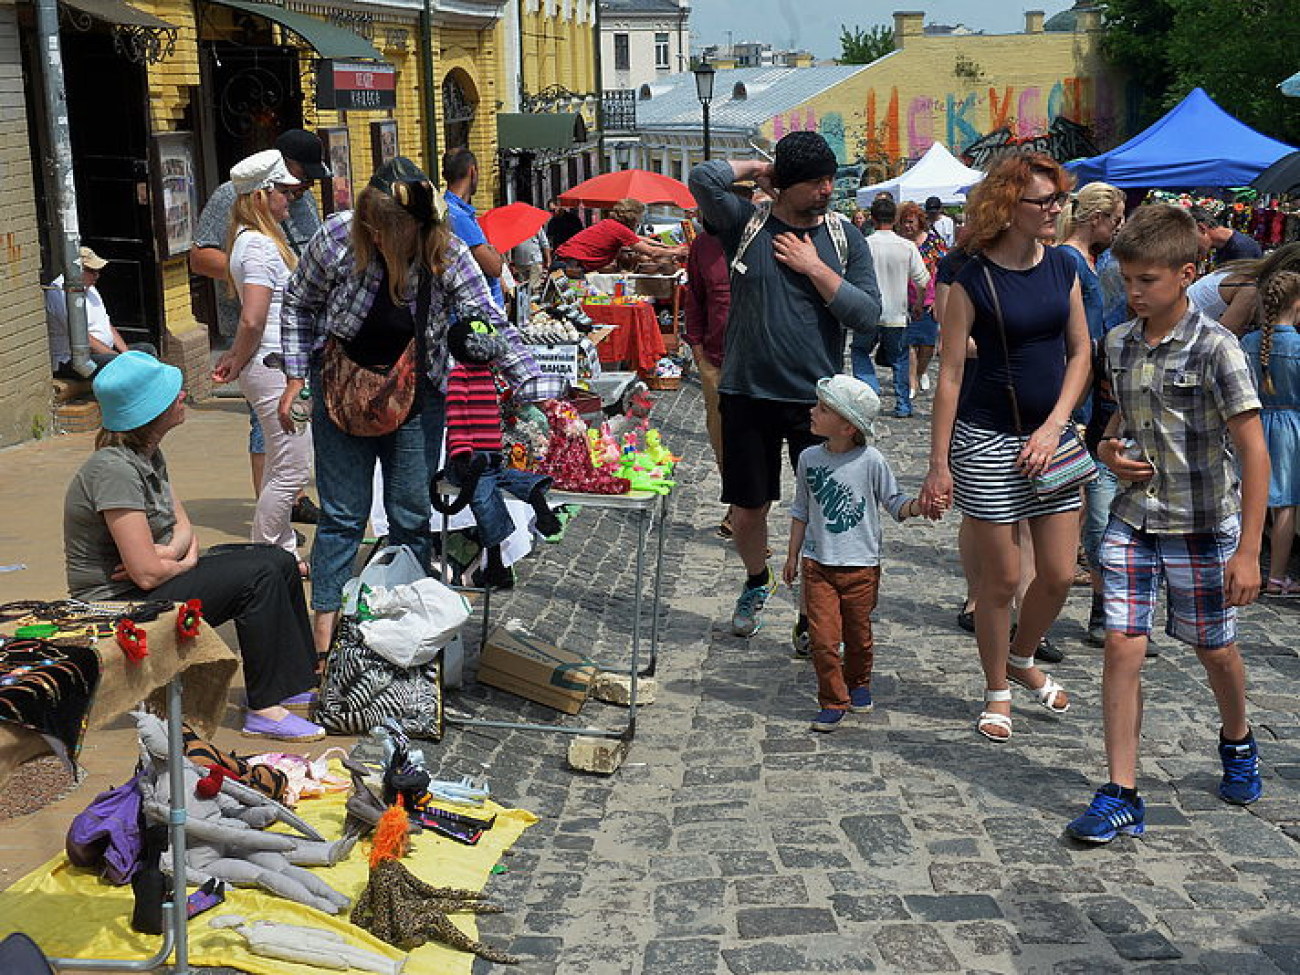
[804,559,880,709]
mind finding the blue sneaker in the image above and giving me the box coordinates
[849,686,873,712]
[731,570,778,637]
[809,708,846,732]
[1218,734,1262,805]
[1066,783,1145,844]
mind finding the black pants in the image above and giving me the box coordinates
[146,545,317,710]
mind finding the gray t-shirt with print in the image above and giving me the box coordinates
[64,446,176,600]
[791,443,910,567]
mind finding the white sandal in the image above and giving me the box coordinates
[977,688,1013,742]
[1008,653,1070,714]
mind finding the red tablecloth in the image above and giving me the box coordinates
[583,302,665,376]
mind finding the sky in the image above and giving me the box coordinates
[691,1,1078,61]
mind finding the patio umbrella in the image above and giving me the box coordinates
[1280,70,1300,97]
[477,202,551,253]
[558,169,696,210]
[1251,150,1300,196]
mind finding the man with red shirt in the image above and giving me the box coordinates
[556,198,685,271]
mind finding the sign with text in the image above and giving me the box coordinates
[316,60,397,111]
[524,343,580,383]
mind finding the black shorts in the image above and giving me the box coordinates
[720,393,822,508]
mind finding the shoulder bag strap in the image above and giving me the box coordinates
[979,257,1024,436]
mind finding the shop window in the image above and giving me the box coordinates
[654,32,669,70]
[442,70,477,151]
[613,33,629,72]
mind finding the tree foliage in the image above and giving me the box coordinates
[1100,0,1300,144]
[838,24,894,65]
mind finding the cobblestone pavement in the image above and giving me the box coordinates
[436,375,1300,975]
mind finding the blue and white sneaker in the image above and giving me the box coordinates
[809,708,846,732]
[731,570,778,637]
[1066,783,1145,844]
[849,686,874,713]
[1218,734,1262,805]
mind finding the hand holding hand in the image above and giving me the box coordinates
[920,467,953,520]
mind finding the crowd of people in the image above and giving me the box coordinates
[44,124,1295,845]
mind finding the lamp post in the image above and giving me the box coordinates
[693,59,716,161]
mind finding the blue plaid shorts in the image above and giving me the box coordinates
[1099,513,1240,650]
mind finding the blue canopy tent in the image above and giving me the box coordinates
[1066,87,1293,188]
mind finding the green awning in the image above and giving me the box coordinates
[206,0,382,60]
[62,0,175,29]
[497,113,588,150]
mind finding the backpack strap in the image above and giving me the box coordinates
[826,212,849,271]
[730,200,772,275]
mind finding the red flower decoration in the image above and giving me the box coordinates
[176,599,203,640]
[116,619,148,662]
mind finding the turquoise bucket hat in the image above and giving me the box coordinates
[92,351,183,432]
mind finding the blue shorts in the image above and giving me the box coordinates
[906,311,939,347]
[1099,513,1240,650]
[248,406,265,455]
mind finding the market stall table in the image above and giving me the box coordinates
[582,301,665,376]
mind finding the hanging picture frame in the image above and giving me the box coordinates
[318,126,354,214]
[150,131,199,259]
[370,119,399,172]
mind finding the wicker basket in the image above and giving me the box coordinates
[644,375,682,391]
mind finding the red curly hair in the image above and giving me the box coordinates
[896,201,925,236]
[963,152,1073,253]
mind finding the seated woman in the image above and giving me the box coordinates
[554,198,686,272]
[63,351,323,742]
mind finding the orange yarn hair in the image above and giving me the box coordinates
[369,805,411,867]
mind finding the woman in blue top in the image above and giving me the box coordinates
[921,152,1093,743]
[1057,181,1126,646]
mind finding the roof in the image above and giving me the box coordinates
[632,65,869,133]
[599,0,683,15]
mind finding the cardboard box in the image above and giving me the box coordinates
[478,627,599,714]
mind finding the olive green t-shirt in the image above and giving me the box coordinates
[64,446,176,600]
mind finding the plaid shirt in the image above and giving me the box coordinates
[1105,306,1260,533]
[281,212,564,402]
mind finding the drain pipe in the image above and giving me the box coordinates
[35,0,94,378]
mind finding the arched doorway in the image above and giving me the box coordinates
[441,69,477,152]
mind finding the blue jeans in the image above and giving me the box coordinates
[309,370,446,612]
[1082,458,1119,571]
[448,453,551,549]
[851,325,910,414]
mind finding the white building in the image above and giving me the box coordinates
[599,0,690,92]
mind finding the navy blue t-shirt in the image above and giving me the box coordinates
[955,246,1077,434]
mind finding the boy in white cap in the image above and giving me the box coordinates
[783,375,930,731]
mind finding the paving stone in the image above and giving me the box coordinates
[1081,896,1151,935]
[1184,881,1266,910]
[715,851,777,877]
[873,923,961,972]
[1011,900,1094,944]
[732,875,808,905]
[903,893,1004,921]
[648,854,718,881]
[653,879,728,935]
[1050,959,1125,975]
[953,921,1022,956]
[642,937,724,975]
[829,893,910,922]
[840,813,915,865]
[721,942,807,974]
[1110,930,1183,961]
[1261,944,1300,973]
[735,906,838,940]
[928,861,1004,893]
[773,846,852,870]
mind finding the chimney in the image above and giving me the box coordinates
[1024,10,1045,33]
[893,11,925,48]
[1075,5,1101,32]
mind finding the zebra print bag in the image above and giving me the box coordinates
[317,617,443,740]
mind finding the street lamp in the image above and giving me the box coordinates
[693,59,716,161]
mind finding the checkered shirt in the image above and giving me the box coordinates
[1105,306,1260,533]
[281,211,565,403]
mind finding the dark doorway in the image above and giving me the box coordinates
[205,42,304,189]
[60,29,157,344]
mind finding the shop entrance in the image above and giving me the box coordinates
[60,29,158,344]
[205,42,305,188]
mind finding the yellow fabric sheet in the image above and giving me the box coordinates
[0,780,538,974]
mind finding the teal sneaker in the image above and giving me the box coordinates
[731,570,778,637]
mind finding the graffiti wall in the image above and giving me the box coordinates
[760,28,1129,176]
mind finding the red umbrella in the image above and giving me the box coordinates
[558,169,696,210]
[477,202,551,253]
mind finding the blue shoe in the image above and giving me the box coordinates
[1066,783,1145,844]
[1219,734,1262,805]
[809,708,846,732]
[849,686,873,712]
[731,570,778,637]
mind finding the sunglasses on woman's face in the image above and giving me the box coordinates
[1020,191,1070,211]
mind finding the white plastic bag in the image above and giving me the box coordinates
[341,545,426,617]
[359,576,472,668]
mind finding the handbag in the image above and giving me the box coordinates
[320,272,432,437]
[980,260,1096,499]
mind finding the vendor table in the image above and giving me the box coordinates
[439,486,670,742]
[582,302,665,376]
[0,612,238,974]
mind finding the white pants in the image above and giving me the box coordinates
[240,357,312,555]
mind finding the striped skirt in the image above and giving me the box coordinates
[951,420,1083,523]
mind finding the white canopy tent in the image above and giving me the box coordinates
[856,142,986,207]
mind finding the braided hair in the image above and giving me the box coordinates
[1256,269,1300,396]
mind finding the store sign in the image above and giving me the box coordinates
[316,60,396,110]
[525,343,581,383]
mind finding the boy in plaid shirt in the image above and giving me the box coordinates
[1066,205,1270,844]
